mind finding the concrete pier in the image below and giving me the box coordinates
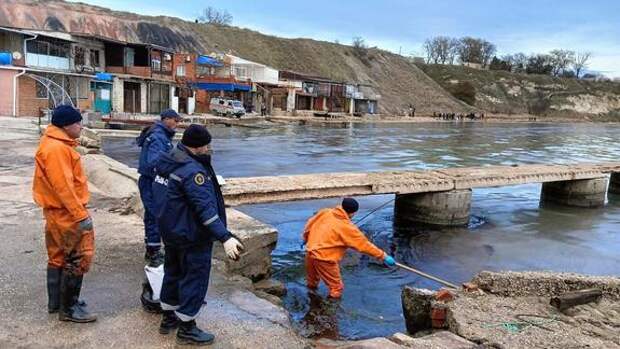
[394,189,472,226]
[540,177,608,208]
[608,173,620,195]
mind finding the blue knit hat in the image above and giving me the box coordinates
[161,108,181,120]
[342,198,359,213]
[51,105,82,127]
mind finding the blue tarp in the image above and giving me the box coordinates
[196,55,224,67]
[192,82,250,92]
[0,52,12,65]
[95,72,113,81]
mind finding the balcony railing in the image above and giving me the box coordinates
[106,66,152,78]
[26,53,70,71]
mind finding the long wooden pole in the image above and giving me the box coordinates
[395,262,459,289]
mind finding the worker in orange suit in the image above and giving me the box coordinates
[33,105,96,323]
[302,198,396,299]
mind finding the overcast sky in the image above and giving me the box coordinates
[70,0,620,77]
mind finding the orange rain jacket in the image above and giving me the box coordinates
[303,206,386,262]
[33,125,90,223]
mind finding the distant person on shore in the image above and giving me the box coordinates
[33,105,96,323]
[302,198,396,299]
[136,109,181,266]
[409,104,416,117]
[261,99,267,116]
[154,124,244,345]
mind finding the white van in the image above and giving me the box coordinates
[209,97,245,118]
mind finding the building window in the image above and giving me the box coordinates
[197,65,216,77]
[74,47,86,66]
[125,48,135,67]
[27,40,48,55]
[152,58,161,71]
[176,65,185,77]
[90,49,100,67]
[149,83,170,114]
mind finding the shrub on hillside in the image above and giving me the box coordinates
[528,91,551,115]
[448,81,476,105]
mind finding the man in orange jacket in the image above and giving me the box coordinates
[302,198,395,299]
[33,105,96,323]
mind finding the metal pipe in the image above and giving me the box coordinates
[12,33,39,117]
[395,262,459,289]
[12,68,26,117]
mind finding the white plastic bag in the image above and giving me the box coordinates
[144,264,164,301]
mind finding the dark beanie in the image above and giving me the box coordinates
[342,198,359,214]
[161,108,180,120]
[182,124,212,148]
[51,105,82,127]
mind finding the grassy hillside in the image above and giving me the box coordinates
[0,0,471,115]
[418,64,620,120]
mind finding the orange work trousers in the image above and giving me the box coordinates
[43,208,95,276]
[305,255,343,298]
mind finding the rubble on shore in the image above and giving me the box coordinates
[401,270,620,349]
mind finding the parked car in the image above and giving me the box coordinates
[209,98,245,117]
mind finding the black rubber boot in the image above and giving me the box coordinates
[176,320,214,346]
[145,248,165,267]
[47,267,62,313]
[159,310,180,334]
[59,273,97,323]
[74,275,88,308]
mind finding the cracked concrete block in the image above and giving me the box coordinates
[402,286,434,334]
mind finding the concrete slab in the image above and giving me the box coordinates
[221,163,620,206]
[445,271,620,349]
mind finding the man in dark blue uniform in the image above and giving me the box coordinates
[154,124,244,345]
[136,109,181,266]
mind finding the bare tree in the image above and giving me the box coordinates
[352,36,368,58]
[423,38,438,64]
[511,52,528,73]
[457,37,486,65]
[572,51,592,78]
[423,36,474,65]
[447,38,459,64]
[549,49,575,77]
[435,36,452,64]
[198,6,233,25]
[480,40,496,68]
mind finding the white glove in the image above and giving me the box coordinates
[223,237,244,261]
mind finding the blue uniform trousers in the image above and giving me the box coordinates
[159,242,213,321]
[138,175,160,249]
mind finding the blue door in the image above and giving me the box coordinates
[94,82,112,114]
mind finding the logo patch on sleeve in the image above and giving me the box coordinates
[194,173,206,185]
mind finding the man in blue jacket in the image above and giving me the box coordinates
[154,124,244,345]
[137,109,181,266]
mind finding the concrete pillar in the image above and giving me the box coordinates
[170,85,178,113]
[322,97,327,111]
[609,173,620,195]
[140,83,147,113]
[286,88,296,112]
[188,95,195,115]
[394,189,472,227]
[112,77,123,112]
[540,178,608,208]
[349,98,355,115]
